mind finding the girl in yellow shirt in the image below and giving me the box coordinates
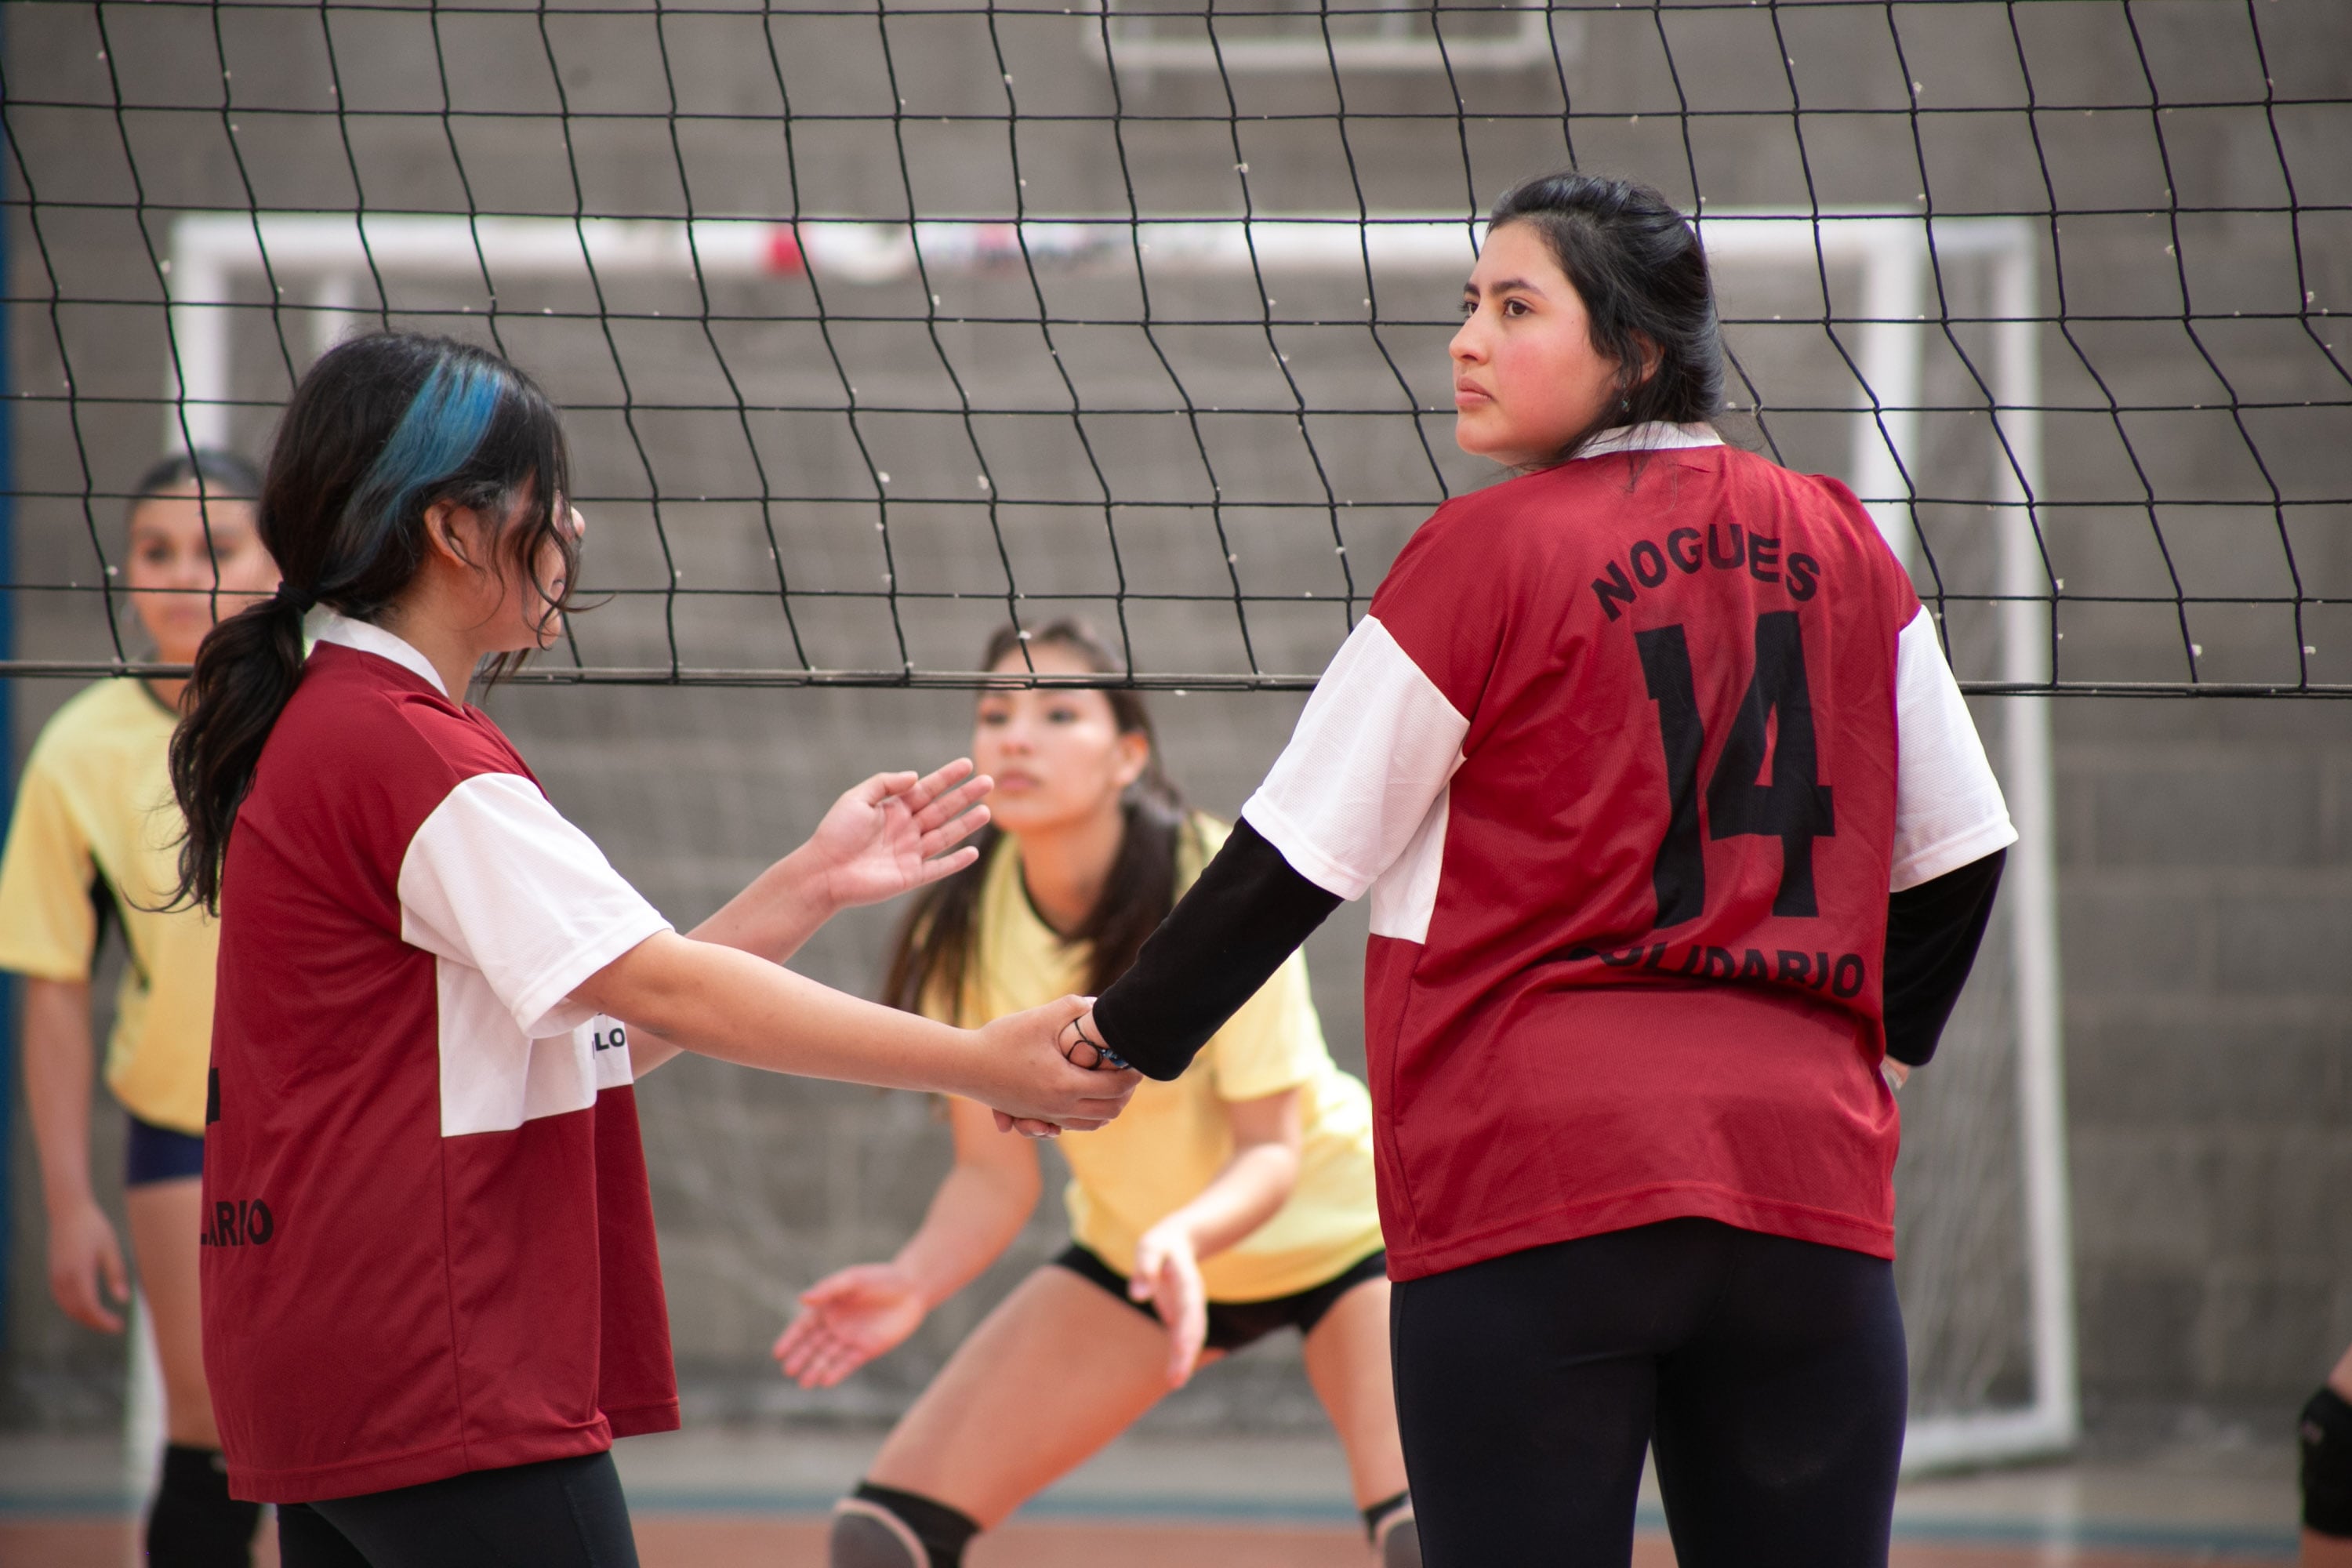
[0,451,277,1565]
[774,621,1417,1568]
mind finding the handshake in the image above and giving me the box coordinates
[975,999,1136,1139]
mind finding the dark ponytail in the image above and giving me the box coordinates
[882,620,1187,1018]
[169,332,574,913]
[1486,171,1726,463]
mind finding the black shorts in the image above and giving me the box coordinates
[1052,1242,1385,1352]
[125,1113,205,1189]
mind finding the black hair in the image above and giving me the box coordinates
[881,619,1188,1018]
[130,448,264,513]
[169,331,574,913]
[1486,171,1726,462]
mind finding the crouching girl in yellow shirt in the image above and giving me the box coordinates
[773,620,1416,1568]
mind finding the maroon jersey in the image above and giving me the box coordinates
[203,617,678,1503]
[1242,425,2014,1280]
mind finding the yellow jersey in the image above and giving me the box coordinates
[931,815,1384,1301]
[0,678,217,1134]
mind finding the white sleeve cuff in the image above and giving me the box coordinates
[1241,615,1468,903]
[1892,608,2019,891]
[399,772,675,1039]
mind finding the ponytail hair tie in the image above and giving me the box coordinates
[274,583,318,616]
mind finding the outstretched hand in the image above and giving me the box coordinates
[772,1263,927,1388]
[803,760,993,910]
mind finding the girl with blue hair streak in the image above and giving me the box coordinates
[168,332,1137,1567]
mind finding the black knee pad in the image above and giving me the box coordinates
[146,1444,262,1568]
[1363,1491,1421,1567]
[1377,1512,1421,1567]
[829,1482,980,1568]
[2304,1385,2352,1537]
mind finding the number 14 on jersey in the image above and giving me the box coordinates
[1635,610,1836,929]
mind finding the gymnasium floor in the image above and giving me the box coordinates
[0,1421,2300,1566]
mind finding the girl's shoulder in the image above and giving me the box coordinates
[20,679,173,794]
[261,653,539,833]
[28,676,171,754]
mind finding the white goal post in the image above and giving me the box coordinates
[158,206,2075,1474]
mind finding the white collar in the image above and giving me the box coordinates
[308,609,452,699]
[1573,421,1724,461]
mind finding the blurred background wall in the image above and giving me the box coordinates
[3,0,2347,1441]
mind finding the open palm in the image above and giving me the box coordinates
[773,1264,929,1388]
[806,759,993,909]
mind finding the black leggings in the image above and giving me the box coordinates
[1390,1218,1906,1568]
[276,1450,637,1568]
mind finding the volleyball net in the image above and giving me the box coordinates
[5,0,2349,1471]
[7,0,2344,696]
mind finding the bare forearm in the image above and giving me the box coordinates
[1163,1142,1300,1262]
[622,889,834,1079]
[584,935,978,1093]
[689,845,839,967]
[893,1161,1037,1308]
[584,933,1129,1128]
[21,979,99,1214]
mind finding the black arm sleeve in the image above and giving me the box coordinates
[1090,818,1344,1082]
[1882,848,2006,1069]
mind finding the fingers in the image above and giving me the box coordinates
[100,1232,129,1307]
[50,1214,129,1333]
[909,844,982,887]
[1046,1098,1131,1131]
[911,775,992,840]
[915,801,992,859]
[851,770,922,808]
[1156,1261,1207,1386]
[1168,1304,1207,1386]
[905,757,977,807]
[799,1337,871,1389]
[889,758,979,824]
[1057,1007,1121,1071]
[774,1319,868,1388]
[797,1270,867,1306]
[771,1316,820,1367]
[775,1312,861,1383]
[53,1258,124,1334]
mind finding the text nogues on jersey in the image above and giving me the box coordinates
[1592,524,1821,623]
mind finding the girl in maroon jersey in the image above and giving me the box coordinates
[1047,173,2016,1566]
[166,332,1135,1567]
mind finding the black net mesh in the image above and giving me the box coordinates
[5,0,2348,694]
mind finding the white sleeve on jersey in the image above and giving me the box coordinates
[1891,607,2019,891]
[1240,614,1468,940]
[398,771,673,1040]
